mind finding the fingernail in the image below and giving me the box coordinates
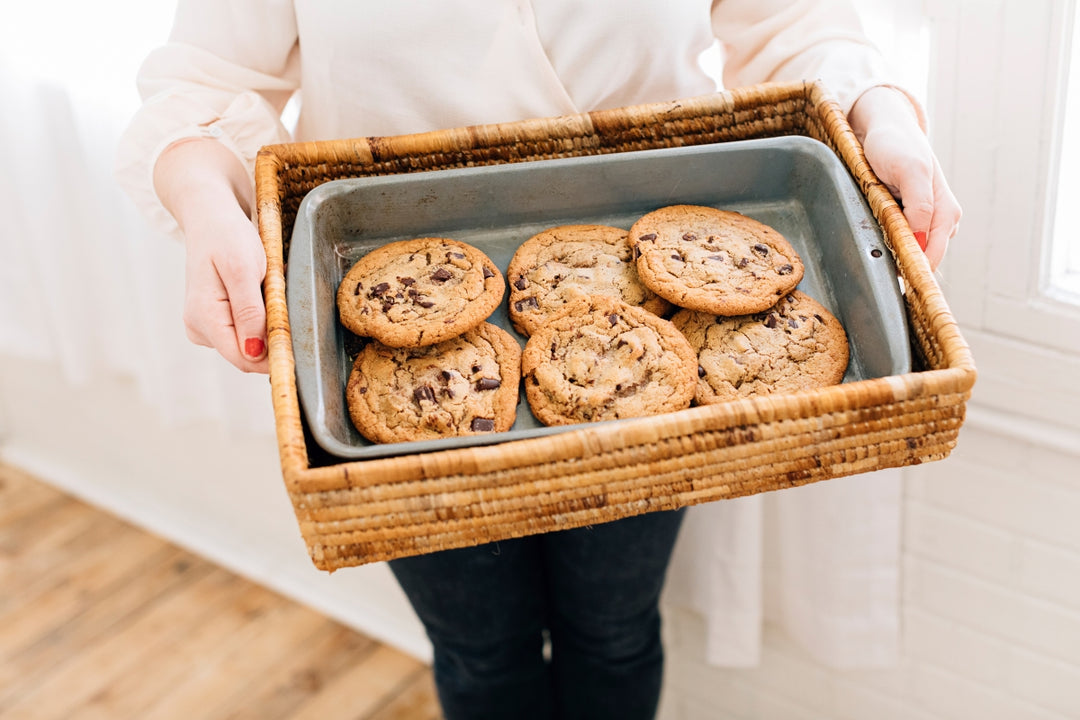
[914,231,928,250]
[244,338,265,358]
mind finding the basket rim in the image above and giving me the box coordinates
[255,80,976,493]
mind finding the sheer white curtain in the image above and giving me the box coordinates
[0,0,923,669]
[0,2,275,433]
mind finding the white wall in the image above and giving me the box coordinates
[657,422,1080,720]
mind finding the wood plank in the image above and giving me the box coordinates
[0,497,103,599]
[0,565,235,718]
[0,464,63,526]
[0,505,157,621]
[0,463,442,720]
[135,598,335,720]
[367,667,443,720]
[0,516,166,660]
[286,644,430,720]
[215,623,379,720]
[69,580,291,720]
[0,545,211,709]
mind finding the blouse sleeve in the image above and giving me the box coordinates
[710,0,927,128]
[115,0,300,238]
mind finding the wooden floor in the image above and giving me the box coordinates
[0,463,442,720]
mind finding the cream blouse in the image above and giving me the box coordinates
[117,0,910,237]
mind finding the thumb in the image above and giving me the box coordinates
[897,178,934,253]
[221,262,268,361]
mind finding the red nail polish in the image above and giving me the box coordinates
[245,338,265,357]
[914,231,928,250]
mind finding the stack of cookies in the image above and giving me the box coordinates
[628,205,849,405]
[335,206,850,445]
[507,224,698,426]
[507,206,848,423]
[336,237,520,443]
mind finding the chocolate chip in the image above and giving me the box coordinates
[737,257,750,268]
[354,282,362,295]
[777,264,794,275]
[431,267,453,282]
[708,254,725,261]
[417,300,435,308]
[475,377,501,391]
[608,313,619,326]
[788,318,799,329]
[359,387,367,394]
[670,253,683,262]
[450,252,466,259]
[639,233,657,242]
[483,266,495,279]
[764,313,778,328]
[440,370,454,382]
[871,248,883,258]
[471,364,482,374]
[371,282,390,296]
[514,297,539,312]
[442,388,455,399]
[413,386,436,404]
[514,277,528,290]
[682,232,697,241]
[698,365,706,377]
[814,314,824,323]
[752,244,770,257]
[470,417,495,432]
[399,276,415,286]
[633,244,642,260]
[381,299,395,312]
[550,342,557,360]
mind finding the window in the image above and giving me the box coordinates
[1049,5,1080,302]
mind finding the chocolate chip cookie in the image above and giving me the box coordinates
[521,295,696,426]
[337,237,505,348]
[345,322,522,444]
[671,290,849,404]
[506,224,670,336]
[630,205,804,316]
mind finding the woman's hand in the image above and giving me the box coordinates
[154,138,269,373]
[180,200,269,373]
[848,87,961,271]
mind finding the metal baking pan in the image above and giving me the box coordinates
[287,136,910,459]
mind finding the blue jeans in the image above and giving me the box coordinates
[388,508,685,720]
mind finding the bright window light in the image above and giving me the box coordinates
[1050,8,1080,301]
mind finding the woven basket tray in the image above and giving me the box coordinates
[255,80,976,572]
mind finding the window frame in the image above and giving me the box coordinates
[918,0,1080,434]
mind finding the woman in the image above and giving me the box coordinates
[117,2,960,718]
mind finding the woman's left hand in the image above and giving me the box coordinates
[848,87,962,271]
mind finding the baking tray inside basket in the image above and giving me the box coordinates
[287,136,911,459]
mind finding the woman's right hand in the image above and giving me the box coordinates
[180,198,269,373]
[154,138,269,374]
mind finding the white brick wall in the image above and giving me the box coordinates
[657,419,1080,720]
